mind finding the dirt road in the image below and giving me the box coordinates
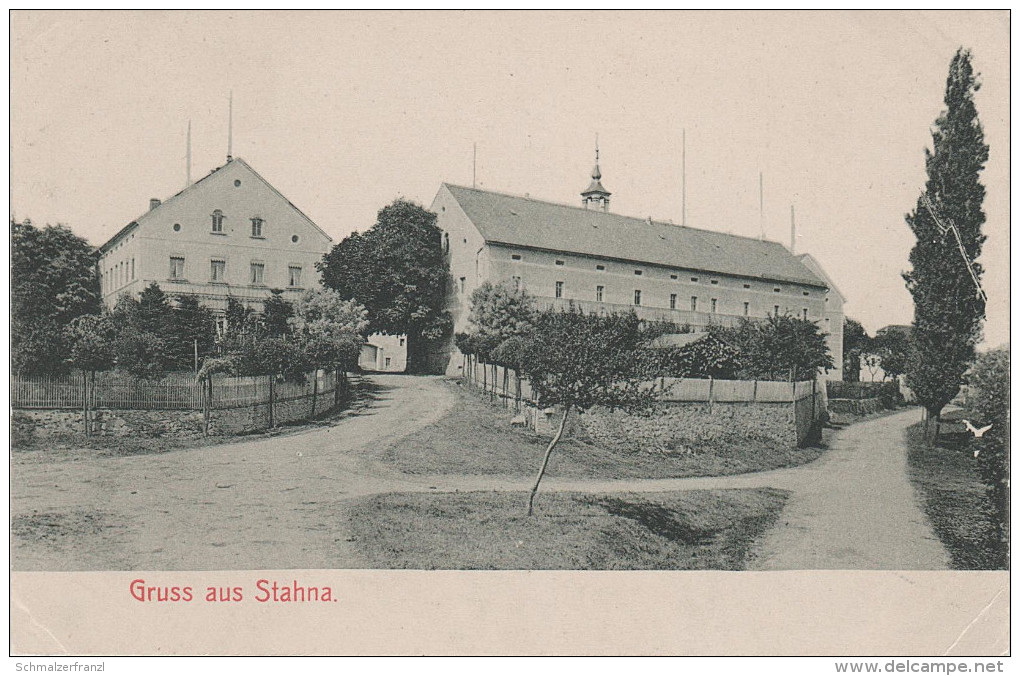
[11,375,456,570]
[12,377,948,571]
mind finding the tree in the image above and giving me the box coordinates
[261,289,295,338]
[903,48,989,429]
[652,334,742,379]
[515,306,660,515]
[967,347,1009,565]
[318,199,452,372]
[109,289,175,380]
[714,315,834,382]
[64,314,116,436]
[171,295,218,371]
[841,318,869,382]
[466,280,537,362]
[11,219,101,375]
[291,288,369,372]
[872,331,911,381]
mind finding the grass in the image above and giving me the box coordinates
[346,488,789,570]
[904,411,1007,570]
[372,381,824,480]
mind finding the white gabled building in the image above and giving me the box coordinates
[98,157,332,327]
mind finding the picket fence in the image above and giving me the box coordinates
[462,357,822,408]
[12,369,343,413]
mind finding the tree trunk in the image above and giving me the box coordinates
[528,405,571,517]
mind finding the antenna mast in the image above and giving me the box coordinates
[759,172,764,240]
[682,128,687,226]
[227,91,233,162]
[790,204,796,254]
[186,120,192,188]
[473,142,477,188]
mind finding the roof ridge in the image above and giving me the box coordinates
[443,182,790,247]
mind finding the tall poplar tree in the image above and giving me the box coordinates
[903,48,989,429]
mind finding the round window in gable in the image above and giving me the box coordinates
[234,179,241,187]
[173,223,181,232]
[291,235,299,243]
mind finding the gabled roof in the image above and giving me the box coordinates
[442,184,828,288]
[99,157,331,253]
[796,253,845,303]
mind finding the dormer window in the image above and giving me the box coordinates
[251,217,264,238]
[211,210,224,233]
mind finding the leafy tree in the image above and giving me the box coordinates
[11,219,101,374]
[872,331,911,381]
[466,280,536,362]
[224,297,257,339]
[261,289,295,338]
[841,318,869,382]
[652,334,742,379]
[171,295,218,370]
[967,347,1009,566]
[714,315,834,381]
[291,288,369,372]
[318,199,452,372]
[108,289,175,379]
[903,48,989,427]
[515,306,660,515]
[64,313,116,436]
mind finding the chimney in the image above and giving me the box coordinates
[149,198,161,211]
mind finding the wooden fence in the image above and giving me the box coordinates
[462,356,823,407]
[12,370,343,412]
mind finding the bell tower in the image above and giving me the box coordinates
[581,137,611,212]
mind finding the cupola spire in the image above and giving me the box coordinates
[581,134,611,212]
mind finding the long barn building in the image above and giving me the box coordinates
[431,161,845,379]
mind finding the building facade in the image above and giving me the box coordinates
[431,162,845,379]
[98,157,332,322]
[98,156,409,372]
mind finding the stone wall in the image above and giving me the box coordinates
[827,397,883,424]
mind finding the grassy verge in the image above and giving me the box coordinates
[904,412,1006,570]
[347,488,788,570]
[373,381,823,480]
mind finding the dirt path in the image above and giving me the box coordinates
[11,375,456,571]
[13,378,948,571]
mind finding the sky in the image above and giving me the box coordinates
[9,10,1010,347]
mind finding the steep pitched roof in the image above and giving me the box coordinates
[443,184,827,288]
[99,157,331,252]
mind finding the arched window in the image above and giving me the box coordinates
[211,210,224,233]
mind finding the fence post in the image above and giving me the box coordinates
[268,376,275,429]
[203,376,211,436]
[708,376,714,411]
[82,371,89,437]
[811,377,817,423]
[753,379,758,403]
[311,369,318,418]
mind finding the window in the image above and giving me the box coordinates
[251,217,264,238]
[596,264,605,271]
[803,291,810,296]
[211,210,224,233]
[710,279,719,285]
[633,290,641,306]
[670,274,678,280]
[711,299,718,313]
[459,277,466,294]
[385,357,392,368]
[170,256,185,279]
[691,277,699,282]
[670,293,677,310]
[555,281,564,298]
[691,296,698,312]
[774,287,782,293]
[512,254,521,261]
[211,259,226,282]
[131,258,135,280]
[288,266,303,287]
[743,283,751,289]
[399,337,405,347]
[596,285,604,302]
[512,276,522,291]
[803,308,809,320]
[215,316,227,337]
[634,269,642,276]
[743,302,750,316]
[555,259,565,266]
[250,262,265,285]
[444,233,450,254]
[774,305,780,315]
